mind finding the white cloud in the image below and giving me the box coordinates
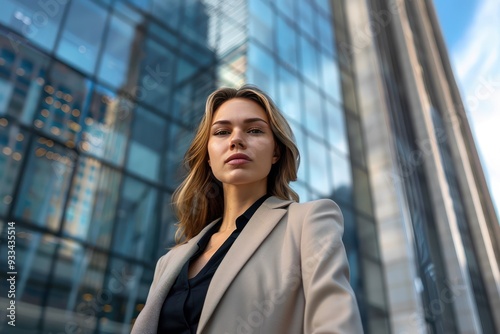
[451,0,500,219]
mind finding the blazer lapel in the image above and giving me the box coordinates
[144,218,221,331]
[197,197,293,333]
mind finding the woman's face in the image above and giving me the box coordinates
[207,98,279,190]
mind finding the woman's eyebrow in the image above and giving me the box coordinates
[211,118,268,126]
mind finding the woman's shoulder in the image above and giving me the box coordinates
[286,198,344,233]
[289,198,341,213]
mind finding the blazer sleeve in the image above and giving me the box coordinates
[131,252,171,333]
[147,252,170,299]
[299,199,364,333]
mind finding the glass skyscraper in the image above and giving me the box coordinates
[0,0,498,333]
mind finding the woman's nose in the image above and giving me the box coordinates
[230,131,245,149]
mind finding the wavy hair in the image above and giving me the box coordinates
[172,85,300,244]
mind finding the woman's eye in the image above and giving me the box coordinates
[214,130,230,136]
[248,129,263,134]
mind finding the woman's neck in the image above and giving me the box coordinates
[219,185,267,232]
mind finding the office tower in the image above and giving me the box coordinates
[342,0,500,333]
[0,0,498,333]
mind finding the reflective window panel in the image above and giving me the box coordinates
[83,85,133,166]
[63,157,122,249]
[0,228,58,332]
[247,42,277,100]
[55,0,108,75]
[137,37,176,111]
[0,123,28,215]
[163,121,193,189]
[277,66,302,123]
[248,0,274,48]
[14,137,76,230]
[112,176,160,262]
[97,12,145,90]
[126,106,166,182]
[325,99,349,155]
[34,62,91,146]
[0,0,68,52]
[0,35,49,123]
[276,15,299,71]
[305,135,331,197]
[303,84,325,137]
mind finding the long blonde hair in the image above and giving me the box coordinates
[172,85,300,244]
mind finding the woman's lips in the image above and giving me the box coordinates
[225,153,251,165]
[227,158,250,165]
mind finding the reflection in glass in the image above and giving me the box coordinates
[48,241,106,333]
[278,67,302,123]
[0,0,67,52]
[315,0,332,14]
[151,0,182,30]
[101,258,146,332]
[0,229,58,332]
[98,13,145,90]
[300,35,320,86]
[83,86,132,166]
[164,122,193,188]
[317,12,336,56]
[160,193,177,249]
[275,0,295,20]
[125,0,151,12]
[325,100,349,155]
[170,73,214,125]
[138,38,176,111]
[126,106,166,182]
[218,50,246,88]
[56,0,107,74]
[303,85,325,136]
[182,0,210,44]
[0,124,27,215]
[113,177,159,261]
[248,0,274,48]
[276,15,298,70]
[298,0,316,39]
[306,136,331,196]
[330,150,353,203]
[0,35,49,123]
[34,63,91,145]
[63,158,121,249]
[14,137,76,230]
[148,21,178,48]
[218,13,246,56]
[248,43,277,99]
[321,51,342,102]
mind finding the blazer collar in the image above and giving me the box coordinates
[154,218,221,299]
[197,196,293,332]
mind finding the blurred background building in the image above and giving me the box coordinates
[0,0,498,333]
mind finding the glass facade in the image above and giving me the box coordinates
[402,2,495,332]
[0,0,388,333]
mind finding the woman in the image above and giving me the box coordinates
[131,86,363,333]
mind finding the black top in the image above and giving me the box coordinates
[157,195,269,334]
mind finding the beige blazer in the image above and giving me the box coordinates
[131,197,363,333]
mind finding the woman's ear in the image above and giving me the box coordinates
[272,146,280,164]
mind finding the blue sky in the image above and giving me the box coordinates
[433,0,500,220]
